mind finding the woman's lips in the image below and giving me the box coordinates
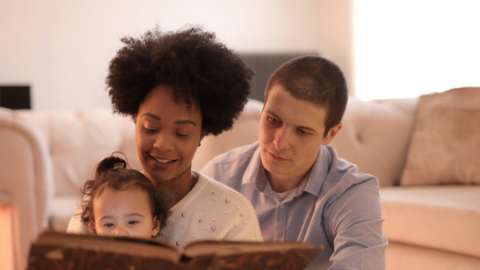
[151,155,176,167]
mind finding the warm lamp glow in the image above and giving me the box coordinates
[0,204,14,270]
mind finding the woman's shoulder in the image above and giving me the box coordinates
[196,171,251,201]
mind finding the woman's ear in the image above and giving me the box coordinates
[198,130,206,147]
[152,217,161,237]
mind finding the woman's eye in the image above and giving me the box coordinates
[144,127,158,133]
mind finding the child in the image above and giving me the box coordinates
[80,155,170,239]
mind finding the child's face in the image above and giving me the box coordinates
[93,187,160,239]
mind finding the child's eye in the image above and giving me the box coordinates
[104,222,114,227]
[128,220,139,225]
[175,133,188,137]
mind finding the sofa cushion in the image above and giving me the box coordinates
[380,185,480,258]
[330,97,417,186]
[386,242,480,270]
[12,109,142,197]
[400,87,480,185]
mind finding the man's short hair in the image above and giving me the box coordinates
[265,56,348,137]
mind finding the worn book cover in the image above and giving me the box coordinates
[27,231,323,270]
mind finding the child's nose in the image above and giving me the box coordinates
[114,226,129,237]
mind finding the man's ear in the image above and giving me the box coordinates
[152,217,161,237]
[321,122,343,145]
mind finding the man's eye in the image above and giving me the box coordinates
[298,129,308,135]
[268,116,278,123]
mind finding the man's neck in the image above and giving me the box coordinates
[265,169,309,193]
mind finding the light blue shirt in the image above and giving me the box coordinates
[201,142,387,270]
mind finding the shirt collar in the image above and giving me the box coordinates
[303,145,332,197]
[241,142,265,186]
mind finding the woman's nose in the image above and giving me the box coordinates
[153,132,174,151]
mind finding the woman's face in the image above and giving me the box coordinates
[135,85,204,194]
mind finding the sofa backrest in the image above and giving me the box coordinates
[330,97,418,186]
[4,109,141,197]
[1,96,418,201]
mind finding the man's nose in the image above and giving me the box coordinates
[273,127,290,150]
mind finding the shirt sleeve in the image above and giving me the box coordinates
[324,177,388,270]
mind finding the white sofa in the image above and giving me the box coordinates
[1,97,479,270]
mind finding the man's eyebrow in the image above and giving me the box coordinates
[265,110,317,132]
[298,125,317,132]
[140,113,196,127]
[264,110,281,119]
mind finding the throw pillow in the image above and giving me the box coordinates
[400,87,480,185]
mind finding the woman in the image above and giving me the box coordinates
[68,26,263,246]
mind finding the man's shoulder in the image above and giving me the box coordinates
[203,141,259,169]
[200,141,260,187]
[321,145,379,191]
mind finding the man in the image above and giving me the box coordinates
[201,56,388,270]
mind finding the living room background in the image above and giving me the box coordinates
[1,0,478,110]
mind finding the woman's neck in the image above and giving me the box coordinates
[158,171,198,207]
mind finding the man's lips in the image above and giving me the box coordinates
[267,151,288,161]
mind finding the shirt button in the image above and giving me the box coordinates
[280,204,285,209]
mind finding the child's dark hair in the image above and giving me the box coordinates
[80,155,170,235]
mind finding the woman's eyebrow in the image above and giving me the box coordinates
[140,113,196,127]
[140,112,160,120]
[175,120,196,127]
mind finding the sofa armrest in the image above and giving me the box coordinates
[0,109,54,270]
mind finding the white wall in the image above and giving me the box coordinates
[353,1,480,100]
[0,0,324,110]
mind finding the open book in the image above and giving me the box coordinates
[27,230,323,270]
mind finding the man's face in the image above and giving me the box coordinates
[259,84,340,191]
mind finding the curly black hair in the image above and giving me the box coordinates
[106,26,253,136]
[80,155,171,235]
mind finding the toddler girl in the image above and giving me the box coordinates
[80,155,170,239]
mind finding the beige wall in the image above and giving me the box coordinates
[318,0,354,96]
[1,0,336,110]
